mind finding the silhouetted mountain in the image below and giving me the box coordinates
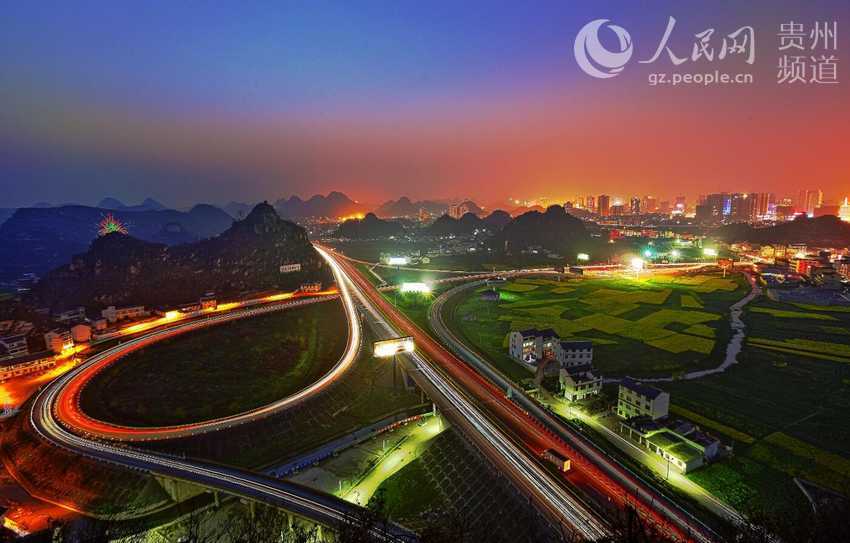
[0,204,234,281]
[492,205,589,254]
[715,215,850,246]
[33,203,327,310]
[509,205,546,217]
[274,191,363,218]
[97,197,126,209]
[223,201,257,219]
[374,197,448,217]
[483,209,512,229]
[97,197,167,212]
[0,208,15,227]
[333,213,404,239]
[427,213,486,236]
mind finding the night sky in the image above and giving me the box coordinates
[1,1,847,208]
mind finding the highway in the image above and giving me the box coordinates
[323,246,612,540]
[325,246,718,542]
[28,246,416,541]
[48,279,356,440]
[429,280,729,538]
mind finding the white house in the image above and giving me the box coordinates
[559,366,603,402]
[617,378,670,420]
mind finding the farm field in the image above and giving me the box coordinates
[664,297,850,514]
[445,271,748,379]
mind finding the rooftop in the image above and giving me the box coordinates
[620,377,666,400]
[560,340,593,350]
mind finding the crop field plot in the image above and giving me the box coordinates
[666,300,850,511]
[447,271,747,378]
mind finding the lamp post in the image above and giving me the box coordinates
[630,257,645,279]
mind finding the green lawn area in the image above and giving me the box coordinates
[372,456,444,521]
[80,300,348,426]
[447,272,747,378]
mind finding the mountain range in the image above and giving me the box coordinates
[373,197,450,217]
[0,204,234,281]
[97,197,167,212]
[274,192,364,219]
[33,203,327,311]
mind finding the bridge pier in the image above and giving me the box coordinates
[154,476,205,503]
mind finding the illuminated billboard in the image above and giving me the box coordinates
[373,337,415,358]
[400,282,431,294]
[386,256,409,266]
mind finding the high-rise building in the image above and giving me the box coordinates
[673,196,686,215]
[575,196,585,208]
[610,204,625,216]
[699,193,731,220]
[642,196,658,213]
[839,197,850,222]
[629,196,641,215]
[586,195,595,212]
[752,192,773,219]
[448,202,474,219]
[797,189,823,216]
[658,200,671,214]
[597,195,610,216]
[729,193,755,222]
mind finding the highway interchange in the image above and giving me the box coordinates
[24,244,723,541]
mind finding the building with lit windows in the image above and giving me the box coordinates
[0,334,29,360]
[508,328,558,363]
[0,351,56,381]
[43,329,74,354]
[101,305,148,323]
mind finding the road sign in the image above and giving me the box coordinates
[373,337,415,358]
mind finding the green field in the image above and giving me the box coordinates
[446,272,747,379]
[663,297,850,512]
[81,300,348,426]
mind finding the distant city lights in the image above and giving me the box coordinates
[630,257,645,272]
[670,249,681,258]
[703,248,718,257]
[577,253,590,262]
[386,256,409,266]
